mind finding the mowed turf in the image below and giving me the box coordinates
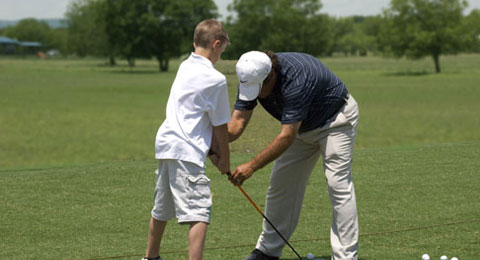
[1,55,479,259]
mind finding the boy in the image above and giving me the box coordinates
[142,19,231,260]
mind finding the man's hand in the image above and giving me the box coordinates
[228,122,301,185]
[229,162,255,185]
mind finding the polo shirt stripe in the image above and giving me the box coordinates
[234,52,348,133]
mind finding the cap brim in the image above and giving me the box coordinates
[238,82,261,101]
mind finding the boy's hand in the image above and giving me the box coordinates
[208,149,230,174]
[207,149,219,165]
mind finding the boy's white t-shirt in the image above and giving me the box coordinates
[155,53,231,167]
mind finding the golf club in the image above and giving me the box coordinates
[226,172,303,260]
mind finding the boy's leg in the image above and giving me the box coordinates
[188,221,208,260]
[167,160,211,260]
[146,160,176,259]
[145,217,168,258]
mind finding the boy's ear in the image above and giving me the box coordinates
[212,39,221,49]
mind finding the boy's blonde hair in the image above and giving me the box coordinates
[194,19,229,49]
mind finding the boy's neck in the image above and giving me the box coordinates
[194,47,215,64]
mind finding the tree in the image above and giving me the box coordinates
[4,18,53,46]
[337,26,375,56]
[141,0,218,71]
[359,15,384,55]
[330,17,355,55]
[3,19,68,53]
[331,16,383,56]
[380,0,468,73]
[223,0,331,59]
[66,0,112,62]
[223,0,271,58]
[50,28,69,55]
[105,0,152,67]
[260,0,332,56]
[461,9,480,52]
[104,0,217,71]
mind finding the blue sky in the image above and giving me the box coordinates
[1,0,479,20]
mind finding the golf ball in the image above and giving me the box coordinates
[440,256,448,260]
[306,252,315,259]
[451,258,458,260]
[422,254,430,260]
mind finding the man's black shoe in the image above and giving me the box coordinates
[244,249,279,260]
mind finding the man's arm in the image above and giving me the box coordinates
[210,123,230,174]
[229,121,301,185]
[228,109,253,142]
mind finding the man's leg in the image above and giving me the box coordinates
[145,217,167,259]
[321,125,359,260]
[256,138,321,257]
[188,221,208,260]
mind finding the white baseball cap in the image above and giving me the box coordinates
[236,51,272,101]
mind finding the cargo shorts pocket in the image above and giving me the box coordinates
[185,175,212,208]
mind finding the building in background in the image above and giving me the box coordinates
[0,36,42,55]
[0,36,19,54]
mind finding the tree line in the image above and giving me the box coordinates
[1,0,479,73]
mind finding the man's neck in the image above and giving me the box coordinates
[258,71,277,99]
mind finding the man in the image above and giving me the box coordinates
[228,51,359,260]
[142,19,231,260]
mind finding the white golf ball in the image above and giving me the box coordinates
[451,258,458,260]
[306,252,315,259]
[440,256,448,260]
[422,254,430,260]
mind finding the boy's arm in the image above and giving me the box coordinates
[210,123,230,174]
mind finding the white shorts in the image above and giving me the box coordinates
[151,159,212,224]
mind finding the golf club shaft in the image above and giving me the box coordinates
[227,172,302,260]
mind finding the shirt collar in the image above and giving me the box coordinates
[189,52,214,68]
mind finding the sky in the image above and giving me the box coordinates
[1,0,480,20]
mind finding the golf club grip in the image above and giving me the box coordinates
[226,172,302,260]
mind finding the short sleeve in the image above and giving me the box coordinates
[234,86,258,111]
[234,98,257,111]
[207,81,231,126]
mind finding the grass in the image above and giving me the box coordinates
[1,54,479,259]
[0,58,173,169]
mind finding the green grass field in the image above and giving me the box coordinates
[1,54,479,259]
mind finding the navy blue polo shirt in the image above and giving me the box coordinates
[234,52,349,133]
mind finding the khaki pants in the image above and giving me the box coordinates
[256,95,359,260]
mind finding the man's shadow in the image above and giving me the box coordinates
[282,256,330,260]
[282,256,367,260]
